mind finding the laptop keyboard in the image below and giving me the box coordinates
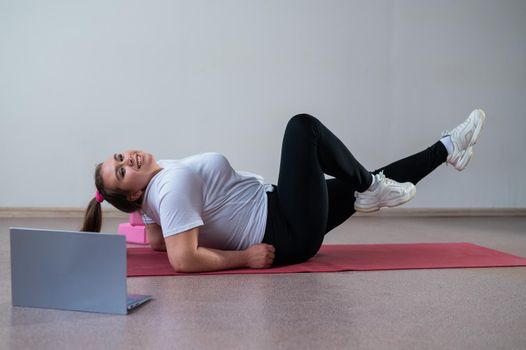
[127,295,143,304]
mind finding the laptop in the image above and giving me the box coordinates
[10,227,152,315]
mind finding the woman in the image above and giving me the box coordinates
[81,110,486,272]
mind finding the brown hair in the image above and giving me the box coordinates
[81,163,143,232]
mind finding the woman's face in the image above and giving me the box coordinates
[100,150,161,201]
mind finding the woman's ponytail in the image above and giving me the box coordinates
[81,162,142,232]
[81,197,102,232]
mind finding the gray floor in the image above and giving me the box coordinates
[1,216,525,350]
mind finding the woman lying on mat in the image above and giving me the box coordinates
[81,110,486,272]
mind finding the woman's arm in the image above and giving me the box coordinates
[165,227,275,273]
[146,224,166,251]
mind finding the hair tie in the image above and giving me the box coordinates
[95,190,104,203]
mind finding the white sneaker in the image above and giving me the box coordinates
[354,171,416,213]
[443,109,486,171]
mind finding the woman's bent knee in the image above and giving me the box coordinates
[288,113,317,127]
[286,114,321,138]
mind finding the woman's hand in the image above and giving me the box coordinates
[245,244,276,268]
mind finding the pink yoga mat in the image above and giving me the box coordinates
[127,243,526,276]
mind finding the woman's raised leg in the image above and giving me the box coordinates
[324,108,486,233]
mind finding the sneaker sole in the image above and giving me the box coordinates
[354,186,417,213]
[469,109,486,147]
[454,109,485,171]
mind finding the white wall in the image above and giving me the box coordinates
[1,0,525,208]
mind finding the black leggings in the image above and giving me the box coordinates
[262,114,448,266]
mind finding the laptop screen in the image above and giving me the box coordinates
[10,227,129,314]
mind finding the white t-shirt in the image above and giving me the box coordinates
[140,152,274,251]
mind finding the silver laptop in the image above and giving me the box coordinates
[10,227,152,315]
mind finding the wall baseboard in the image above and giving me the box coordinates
[354,208,526,217]
[0,207,525,219]
[0,207,128,219]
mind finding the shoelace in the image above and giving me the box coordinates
[376,171,398,185]
[442,115,471,138]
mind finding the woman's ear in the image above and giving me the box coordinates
[127,190,143,202]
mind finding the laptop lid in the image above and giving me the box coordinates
[10,227,131,315]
